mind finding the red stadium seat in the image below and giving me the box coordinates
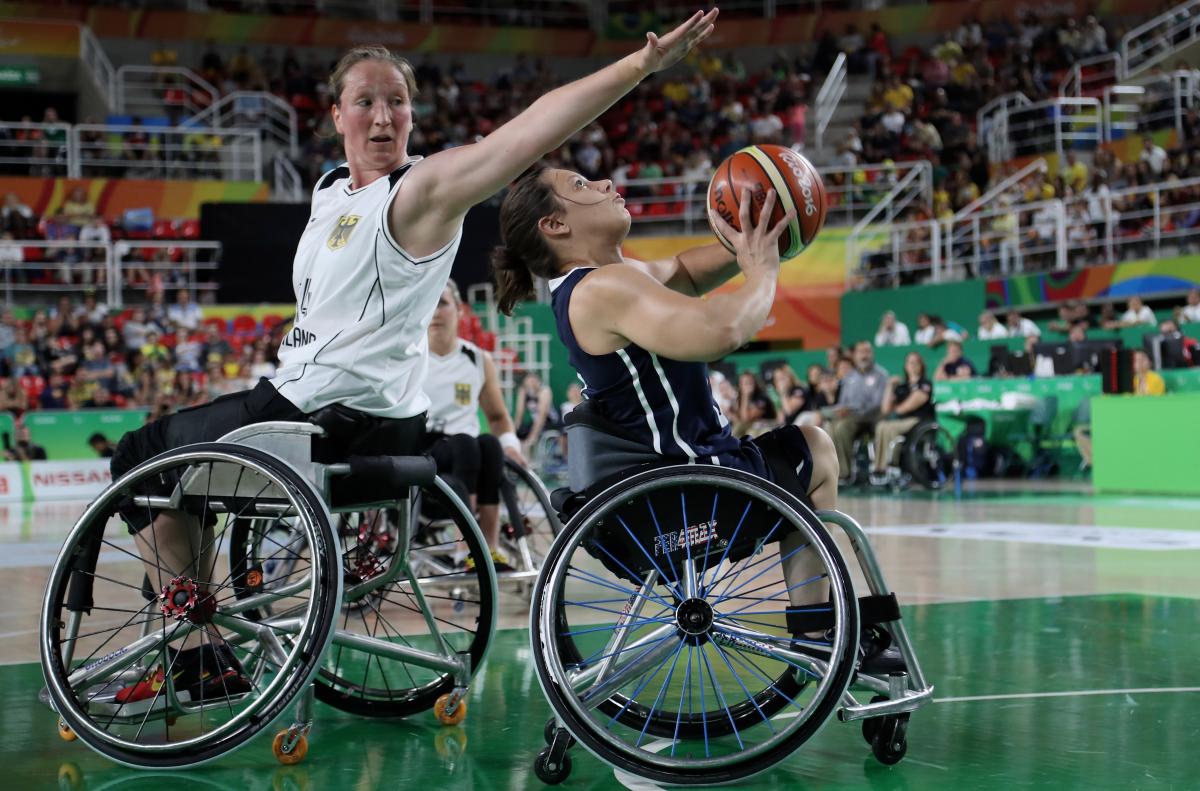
[261,314,285,333]
[231,314,258,337]
[153,219,177,239]
[180,219,201,240]
[19,375,44,400]
[202,316,227,334]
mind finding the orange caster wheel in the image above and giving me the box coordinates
[434,693,467,726]
[272,730,308,765]
[58,720,76,742]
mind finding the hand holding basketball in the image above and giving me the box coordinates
[708,187,797,277]
[707,145,827,260]
[636,9,719,75]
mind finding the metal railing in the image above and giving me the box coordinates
[1060,52,1123,98]
[0,122,71,176]
[1120,0,1200,79]
[943,158,1049,274]
[856,175,1200,288]
[986,97,1103,163]
[190,92,300,157]
[1103,69,1200,142]
[814,53,847,153]
[273,154,304,201]
[618,161,933,233]
[977,92,1031,162]
[68,123,262,181]
[80,25,116,111]
[112,240,220,307]
[0,241,114,305]
[115,66,219,120]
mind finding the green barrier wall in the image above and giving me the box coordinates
[23,410,147,460]
[840,280,985,348]
[1093,393,1200,496]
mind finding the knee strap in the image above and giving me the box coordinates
[785,593,902,633]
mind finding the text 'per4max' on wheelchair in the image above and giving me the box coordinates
[39,417,506,768]
[528,405,935,785]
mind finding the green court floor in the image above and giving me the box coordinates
[12,594,1197,790]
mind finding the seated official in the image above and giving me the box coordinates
[934,340,976,380]
[871,352,935,482]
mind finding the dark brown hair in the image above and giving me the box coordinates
[491,165,563,315]
[329,46,418,105]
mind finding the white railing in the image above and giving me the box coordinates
[0,122,71,176]
[944,159,1049,274]
[115,66,219,120]
[0,241,115,305]
[1060,52,1123,97]
[977,92,1031,162]
[845,163,935,284]
[858,175,1200,288]
[79,25,116,111]
[190,92,300,157]
[617,161,932,233]
[68,124,262,181]
[986,97,1103,163]
[112,240,221,307]
[1121,0,1200,79]
[848,219,942,289]
[273,154,304,201]
[1103,70,1200,142]
[814,53,847,153]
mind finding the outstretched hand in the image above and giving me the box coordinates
[637,8,719,75]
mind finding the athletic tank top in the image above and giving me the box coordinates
[549,267,764,472]
[270,158,463,419]
[425,338,485,437]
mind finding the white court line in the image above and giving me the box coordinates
[933,686,1200,704]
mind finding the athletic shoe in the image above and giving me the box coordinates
[114,664,180,704]
[464,549,514,573]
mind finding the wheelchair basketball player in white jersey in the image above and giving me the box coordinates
[106,11,720,707]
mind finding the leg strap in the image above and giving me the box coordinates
[785,593,901,633]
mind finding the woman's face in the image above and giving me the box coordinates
[541,169,630,244]
[332,60,413,177]
[905,353,923,379]
[428,285,460,336]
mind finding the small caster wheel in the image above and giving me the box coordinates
[434,693,467,726]
[871,716,908,765]
[272,730,308,765]
[534,748,572,785]
[542,717,574,747]
[58,720,77,742]
[861,695,888,745]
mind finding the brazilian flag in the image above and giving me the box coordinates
[607,10,662,40]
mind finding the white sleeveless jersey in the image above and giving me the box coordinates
[270,158,463,418]
[425,338,486,437]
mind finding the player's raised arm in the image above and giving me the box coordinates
[393,9,717,237]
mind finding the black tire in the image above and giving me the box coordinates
[861,695,889,745]
[531,466,860,785]
[871,715,909,765]
[534,748,572,785]
[41,443,342,768]
[499,458,561,574]
[903,423,955,490]
[311,478,495,717]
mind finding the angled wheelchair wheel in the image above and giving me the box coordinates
[40,443,342,768]
[499,458,562,575]
[308,477,496,717]
[904,422,957,490]
[531,466,859,785]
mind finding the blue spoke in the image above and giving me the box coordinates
[671,642,697,757]
[711,540,812,608]
[700,499,753,598]
[716,575,827,617]
[680,491,693,595]
[718,628,823,680]
[719,644,812,713]
[573,605,675,668]
[699,644,744,751]
[707,519,786,601]
[614,514,683,602]
[633,636,690,748]
[563,598,677,619]
[643,496,681,593]
[566,631,676,673]
[697,643,710,757]
[601,633,686,733]
[565,567,674,610]
[711,640,776,736]
[715,572,825,604]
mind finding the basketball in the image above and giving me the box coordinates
[706,144,827,260]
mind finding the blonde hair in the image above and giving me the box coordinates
[329,46,418,105]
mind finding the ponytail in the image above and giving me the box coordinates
[490,165,563,316]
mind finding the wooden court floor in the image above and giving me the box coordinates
[5,483,1198,790]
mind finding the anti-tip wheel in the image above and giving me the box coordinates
[58,720,76,742]
[871,718,908,765]
[533,748,572,785]
[434,693,467,726]
[272,731,309,765]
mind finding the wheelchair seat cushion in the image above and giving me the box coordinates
[308,405,425,464]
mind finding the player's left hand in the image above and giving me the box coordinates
[637,8,719,75]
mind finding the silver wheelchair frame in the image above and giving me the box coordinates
[40,421,498,768]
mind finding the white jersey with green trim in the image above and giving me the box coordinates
[270,158,463,419]
[424,338,486,437]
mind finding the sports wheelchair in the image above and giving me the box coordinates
[40,418,499,768]
[529,407,934,785]
[871,419,959,491]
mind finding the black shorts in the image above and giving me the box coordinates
[111,378,426,531]
[748,424,815,506]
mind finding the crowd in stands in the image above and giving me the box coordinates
[0,291,285,426]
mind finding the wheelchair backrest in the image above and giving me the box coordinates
[564,401,661,492]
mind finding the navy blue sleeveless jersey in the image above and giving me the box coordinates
[549,267,768,477]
